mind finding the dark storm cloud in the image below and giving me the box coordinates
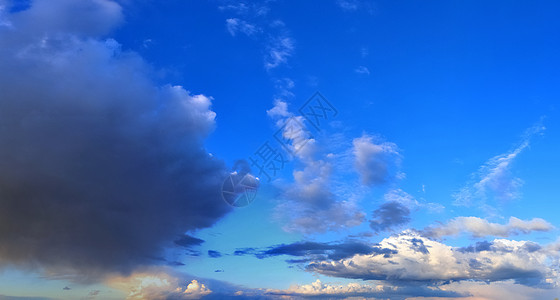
[208,250,222,258]
[235,241,397,261]
[0,0,232,281]
[369,201,411,232]
[174,235,205,248]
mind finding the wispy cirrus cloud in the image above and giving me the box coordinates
[424,216,554,238]
[454,121,546,207]
[264,35,294,70]
[221,2,295,70]
[225,18,260,37]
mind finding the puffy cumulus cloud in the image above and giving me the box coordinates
[424,216,554,238]
[109,271,211,300]
[306,231,560,286]
[265,279,464,299]
[353,135,402,186]
[454,122,545,206]
[0,0,231,281]
[266,99,291,119]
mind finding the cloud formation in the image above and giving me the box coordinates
[307,230,560,286]
[268,103,364,234]
[225,18,260,37]
[0,0,231,281]
[265,279,463,299]
[370,201,411,233]
[234,240,396,261]
[454,122,545,206]
[424,216,554,238]
[109,271,212,300]
[353,135,402,186]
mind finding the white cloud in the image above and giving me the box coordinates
[266,99,291,119]
[268,102,364,234]
[267,279,393,296]
[218,2,269,16]
[424,216,554,238]
[454,122,545,206]
[265,36,294,70]
[307,230,560,286]
[276,157,366,234]
[337,0,360,11]
[355,66,370,75]
[353,135,402,186]
[109,272,211,300]
[225,18,260,36]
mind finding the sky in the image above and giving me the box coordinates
[0,0,559,299]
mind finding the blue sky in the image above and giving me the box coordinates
[0,0,559,299]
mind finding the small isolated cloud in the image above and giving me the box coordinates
[336,0,375,14]
[218,2,269,17]
[336,0,360,11]
[353,135,402,186]
[207,250,222,258]
[266,99,291,119]
[307,230,560,286]
[370,201,411,233]
[424,216,554,238]
[265,36,294,70]
[454,122,545,206]
[225,18,260,37]
[355,66,370,75]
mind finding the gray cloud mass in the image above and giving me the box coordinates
[0,0,231,281]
